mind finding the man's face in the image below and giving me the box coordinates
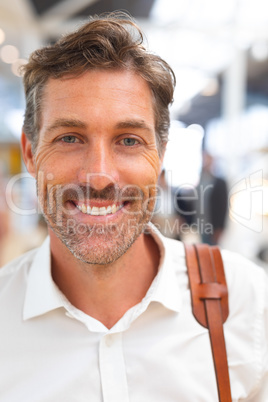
[23,69,163,264]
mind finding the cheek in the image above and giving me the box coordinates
[35,147,80,183]
[123,162,158,189]
[126,152,160,204]
[140,150,161,183]
[34,157,77,203]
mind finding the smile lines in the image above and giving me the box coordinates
[76,203,124,216]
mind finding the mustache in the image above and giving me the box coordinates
[47,183,145,203]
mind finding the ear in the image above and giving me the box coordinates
[21,132,36,178]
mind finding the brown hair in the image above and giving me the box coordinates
[22,12,175,155]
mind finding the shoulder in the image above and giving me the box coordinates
[0,246,41,289]
[161,233,267,313]
[155,226,267,295]
[221,248,267,296]
[220,250,268,395]
[220,249,268,323]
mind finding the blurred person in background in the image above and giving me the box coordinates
[152,169,182,239]
[0,13,267,402]
[152,170,195,241]
[194,151,228,245]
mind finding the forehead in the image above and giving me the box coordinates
[41,69,155,122]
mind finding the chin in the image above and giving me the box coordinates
[51,218,147,266]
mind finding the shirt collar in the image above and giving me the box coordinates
[23,237,64,320]
[23,223,183,320]
[141,223,182,314]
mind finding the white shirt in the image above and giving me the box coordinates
[0,224,267,402]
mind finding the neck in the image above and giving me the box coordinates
[49,229,160,329]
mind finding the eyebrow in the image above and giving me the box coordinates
[46,118,87,133]
[45,118,153,133]
[115,119,153,132]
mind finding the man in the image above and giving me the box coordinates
[0,13,267,401]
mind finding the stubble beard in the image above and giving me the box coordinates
[37,183,155,265]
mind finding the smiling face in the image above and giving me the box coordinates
[22,69,163,265]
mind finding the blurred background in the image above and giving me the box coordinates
[0,0,268,270]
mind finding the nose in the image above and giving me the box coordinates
[77,142,118,190]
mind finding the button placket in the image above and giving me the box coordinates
[99,332,129,402]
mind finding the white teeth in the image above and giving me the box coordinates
[82,204,87,214]
[77,203,123,216]
[91,206,99,215]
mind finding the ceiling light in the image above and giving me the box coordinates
[0,45,19,64]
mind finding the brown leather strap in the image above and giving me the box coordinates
[184,243,232,402]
